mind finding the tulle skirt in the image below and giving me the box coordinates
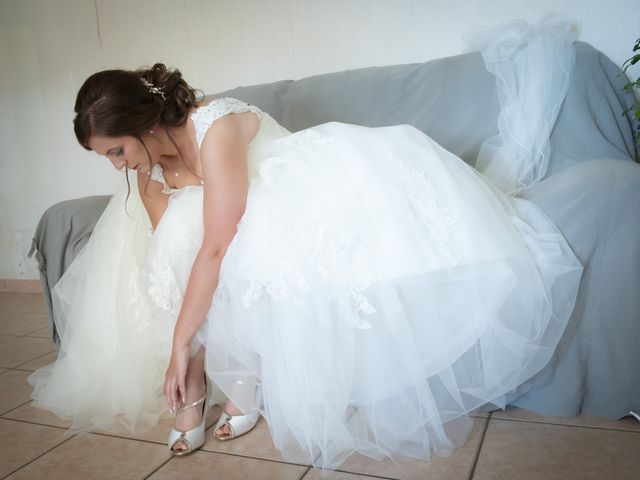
[29,120,582,469]
[28,180,171,434]
[144,122,582,469]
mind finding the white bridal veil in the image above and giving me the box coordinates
[464,11,579,194]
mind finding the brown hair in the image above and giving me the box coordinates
[73,63,204,205]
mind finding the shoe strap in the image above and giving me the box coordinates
[176,395,206,413]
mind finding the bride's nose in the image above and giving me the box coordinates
[111,158,127,171]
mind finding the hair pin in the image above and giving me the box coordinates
[140,78,166,100]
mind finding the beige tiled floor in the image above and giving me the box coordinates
[1,292,638,479]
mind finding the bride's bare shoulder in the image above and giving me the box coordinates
[199,107,260,154]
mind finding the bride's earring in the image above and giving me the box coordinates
[149,129,155,135]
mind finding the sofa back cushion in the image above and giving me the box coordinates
[212,41,637,177]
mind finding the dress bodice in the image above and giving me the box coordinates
[148,97,291,195]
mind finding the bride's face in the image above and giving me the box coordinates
[88,134,154,174]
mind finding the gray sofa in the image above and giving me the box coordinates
[29,41,640,420]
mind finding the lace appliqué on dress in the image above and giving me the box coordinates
[240,129,377,330]
[149,163,164,184]
[148,163,176,195]
[240,200,377,330]
[387,153,462,267]
[191,97,262,149]
[335,238,377,331]
[147,254,183,316]
[126,263,152,332]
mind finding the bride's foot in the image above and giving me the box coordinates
[213,381,261,440]
[213,401,245,438]
[171,377,206,454]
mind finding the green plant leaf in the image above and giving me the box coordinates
[622,78,640,90]
[622,55,640,71]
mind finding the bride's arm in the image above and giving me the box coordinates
[164,111,259,411]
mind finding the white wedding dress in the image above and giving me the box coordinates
[30,13,582,471]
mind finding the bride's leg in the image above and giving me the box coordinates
[172,346,206,453]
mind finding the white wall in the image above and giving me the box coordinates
[1,0,638,279]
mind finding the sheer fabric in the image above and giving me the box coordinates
[28,180,169,433]
[464,12,579,194]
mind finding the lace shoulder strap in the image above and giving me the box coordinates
[191,97,262,149]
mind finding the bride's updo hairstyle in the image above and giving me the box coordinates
[74,63,200,146]
[73,63,196,150]
[73,63,204,199]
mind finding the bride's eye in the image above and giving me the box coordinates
[115,148,124,157]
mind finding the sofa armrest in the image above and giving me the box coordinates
[28,195,112,345]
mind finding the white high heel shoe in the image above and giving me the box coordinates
[213,380,261,441]
[168,377,212,456]
[213,407,260,441]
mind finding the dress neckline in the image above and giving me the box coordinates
[155,101,213,193]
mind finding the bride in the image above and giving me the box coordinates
[29,13,583,471]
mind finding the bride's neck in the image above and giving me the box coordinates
[157,118,197,165]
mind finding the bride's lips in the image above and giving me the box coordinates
[132,164,141,170]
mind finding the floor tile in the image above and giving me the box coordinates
[473,418,640,480]
[202,415,312,465]
[0,312,49,336]
[337,416,487,480]
[491,405,640,432]
[2,279,42,294]
[4,401,72,429]
[469,409,489,418]
[0,334,19,345]
[0,418,69,478]
[0,311,22,325]
[303,469,385,479]
[0,370,36,415]
[16,351,58,371]
[0,292,46,315]
[24,326,53,338]
[148,450,308,480]
[6,432,171,480]
[0,336,55,368]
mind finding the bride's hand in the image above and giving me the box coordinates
[164,344,190,414]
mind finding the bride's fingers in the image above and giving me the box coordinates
[178,379,186,405]
[164,384,171,412]
[164,378,179,413]
[170,382,180,412]
[163,380,171,409]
